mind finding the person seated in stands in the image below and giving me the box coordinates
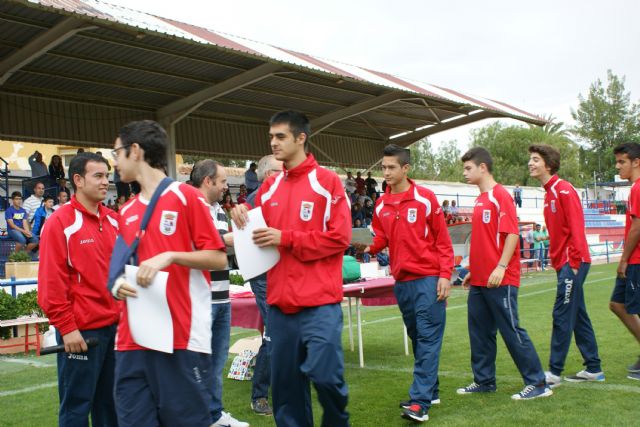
[5,191,39,255]
[53,191,69,211]
[58,178,71,198]
[363,199,374,226]
[356,188,373,207]
[450,200,459,217]
[365,172,378,197]
[236,184,248,204]
[442,200,451,216]
[376,247,390,267]
[453,256,470,286]
[24,181,45,224]
[354,218,365,229]
[222,193,235,214]
[351,202,365,227]
[32,195,55,237]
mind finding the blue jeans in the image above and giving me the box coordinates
[7,228,39,246]
[209,302,231,422]
[393,276,445,410]
[250,277,270,401]
[537,247,546,269]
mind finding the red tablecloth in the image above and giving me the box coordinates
[230,295,263,331]
[230,277,398,331]
[342,277,396,306]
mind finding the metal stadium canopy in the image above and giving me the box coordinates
[0,0,545,176]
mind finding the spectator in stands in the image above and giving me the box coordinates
[351,202,365,226]
[442,200,451,215]
[354,188,371,207]
[533,224,547,270]
[245,162,259,193]
[355,171,366,194]
[114,195,126,212]
[236,184,248,204]
[354,218,364,229]
[381,180,387,193]
[517,218,525,258]
[48,155,65,181]
[29,150,48,177]
[5,191,39,254]
[76,148,85,154]
[525,226,535,259]
[344,171,356,198]
[95,151,112,171]
[53,190,68,210]
[513,184,523,208]
[32,195,55,237]
[363,198,374,226]
[541,225,550,268]
[376,247,390,267]
[365,171,377,197]
[58,178,71,198]
[450,200,459,217]
[222,193,235,214]
[24,181,45,223]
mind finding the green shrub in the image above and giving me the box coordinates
[0,289,19,339]
[16,290,44,317]
[8,251,31,262]
[229,273,245,286]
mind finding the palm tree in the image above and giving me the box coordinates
[530,113,568,136]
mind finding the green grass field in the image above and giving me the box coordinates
[1,263,638,426]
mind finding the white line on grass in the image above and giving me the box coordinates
[0,357,54,368]
[0,382,57,397]
[358,276,614,326]
[344,363,640,394]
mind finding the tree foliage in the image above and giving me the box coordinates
[470,122,585,187]
[571,70,640,180]
[408,138,463,182]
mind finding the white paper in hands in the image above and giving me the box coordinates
[125,265,173,353]
[232,207,280,280]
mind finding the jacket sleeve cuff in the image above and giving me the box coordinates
[440,271,453,280]
[280,230,293,248]
[56,319,78,336]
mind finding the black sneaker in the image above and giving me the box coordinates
[401,404,429,423]
[251,398,272,415]
[400,398,440,408]
[628,356,640,373]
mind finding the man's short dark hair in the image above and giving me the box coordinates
[269,110,311,149]
[118,120,168,171]
[613,142,640,161]
[461,147,493,173]
[383,144,411,166]
[190,159,220,188]
[529,144,561,175]
[11,191,22,199]
[68,153,110,191]
[33,181,44,191]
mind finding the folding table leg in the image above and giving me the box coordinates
[357,298,364,367]
[347,297,354,351]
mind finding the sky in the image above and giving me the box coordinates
[105,0,640,150]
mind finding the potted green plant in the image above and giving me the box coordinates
[4,251,39,279]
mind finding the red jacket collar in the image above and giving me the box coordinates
[543,174,560,192]
[70,195,110,219]
[384,178,417,202]
[283,153,318,179]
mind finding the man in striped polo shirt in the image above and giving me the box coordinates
[192,159,248,427]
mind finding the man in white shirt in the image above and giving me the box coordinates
[24,181,45,223]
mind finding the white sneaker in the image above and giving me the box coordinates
[212,411,250,427]
[564,370,605,383]
[545,371,562,388]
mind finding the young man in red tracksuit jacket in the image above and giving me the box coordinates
[38,153,119,427]
[230,110,351,427]
[362,144,453,423]
[528,144,603,387]
[457,147,552,401]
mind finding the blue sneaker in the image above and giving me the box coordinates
[456,382,496,394]
[564,370,605,383]
[511,384,553,400]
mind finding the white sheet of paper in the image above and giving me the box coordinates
[125,265,173,353]
[232,207,280,280]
